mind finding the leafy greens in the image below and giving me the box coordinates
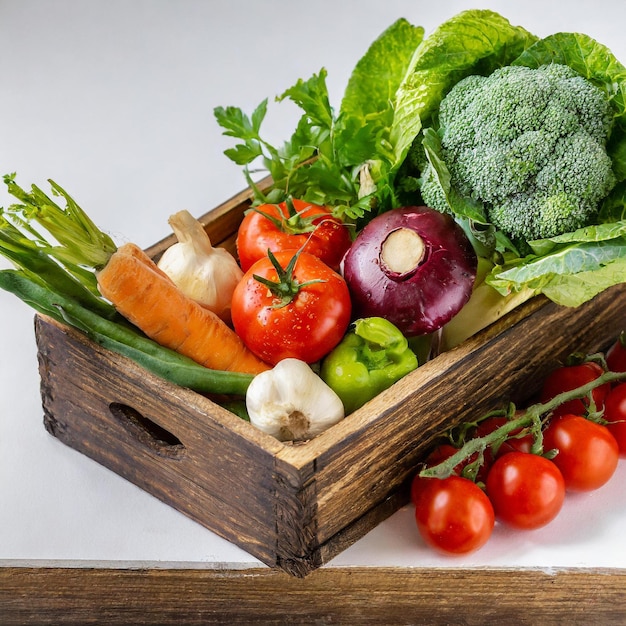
[214,18,424,219]
[215,9,626,310]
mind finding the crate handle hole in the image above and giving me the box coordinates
[109,402,186,459]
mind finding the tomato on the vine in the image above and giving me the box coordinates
[231,249,351,365]
[485,452,565,530]
[606,333,626,374]
[604,383,626,456]
[543,414,619,491]
[411,441,493,505]
[540,361,610,418]
[236,198,352,272]
[411,445,465,503]
[475,415,534,458]
[413,476,494,555]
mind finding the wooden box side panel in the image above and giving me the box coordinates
[35,315,284,568]
[302,284,626,549]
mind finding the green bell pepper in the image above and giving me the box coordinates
[320,317,419,415]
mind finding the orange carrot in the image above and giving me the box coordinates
[97,242,270,375]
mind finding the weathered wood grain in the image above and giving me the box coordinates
[36,316,284,568]
[1,566,625,625]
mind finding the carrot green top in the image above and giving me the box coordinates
[3,173,117,272]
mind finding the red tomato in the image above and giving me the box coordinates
[543,414,619,491]
[411,441,491,505]
[411,445,464,504]
[414,476,494,555]
[236,199,352,272]
[604,383,626,456]
[485,452,565,530]
[231,250,351,365]
[475,415,534,458]
[540,361,610,418]
[424,443,460,468]
[606,334,626,374]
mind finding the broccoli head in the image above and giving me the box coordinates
[420,63,617,241]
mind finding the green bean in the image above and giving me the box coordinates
[0,270,254,396]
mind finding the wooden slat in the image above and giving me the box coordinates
[1,566,625,625]
[35,316,284,568]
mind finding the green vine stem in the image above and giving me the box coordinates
[420,368,626,481]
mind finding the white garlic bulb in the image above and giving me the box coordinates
[246,358,345,442]
[157,210,243,323]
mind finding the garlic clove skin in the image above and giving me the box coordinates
[246,358,345,442]
[157,210,243,323]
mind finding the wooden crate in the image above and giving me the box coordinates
[34,185,626,577]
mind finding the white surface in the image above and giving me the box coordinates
[1,0,625,571]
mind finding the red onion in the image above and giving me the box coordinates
[342,207,477,336]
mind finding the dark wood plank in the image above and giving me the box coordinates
[1,566,625,625]
[35,316,285,569]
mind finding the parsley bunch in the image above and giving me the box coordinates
[214,19,424,222]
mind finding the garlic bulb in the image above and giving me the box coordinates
[246,358,345,442]
[157,209,243,323]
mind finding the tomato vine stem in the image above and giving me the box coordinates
[420,369,626,481]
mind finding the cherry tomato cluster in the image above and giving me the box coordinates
[410,334,626,556]
[231,198,353,365]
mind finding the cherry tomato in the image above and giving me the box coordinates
[231,250,351,365]
[604,383,626,456]
[606,333,626,374]
[411,445,464,504]
[411,441,491,505]
[424,443,460,468]
[236,199,352,272]
[413,476,494,555]
[543,414,619,491]
[475,415,534,458]
[540,361,610,418]
[485,452,565,530]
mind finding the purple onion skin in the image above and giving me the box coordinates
[342,207,477,337]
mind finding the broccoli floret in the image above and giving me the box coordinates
[420,63,616,241]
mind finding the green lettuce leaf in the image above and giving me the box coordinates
[487,239,626,306]
[528,221,626,256]
[340,18,424,126]
[394,9,537,133]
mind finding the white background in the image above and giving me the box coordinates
[1,0,625,570]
